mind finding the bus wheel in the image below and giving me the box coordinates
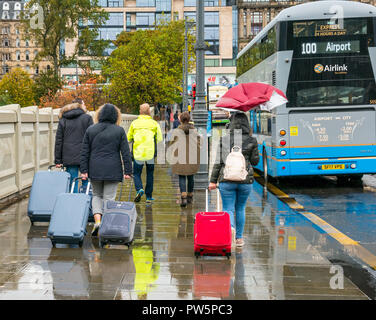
[337,175,350,186]
[263,149,268,185]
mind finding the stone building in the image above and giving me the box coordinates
[0,0,50,78]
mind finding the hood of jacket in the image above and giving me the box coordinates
[98,104,118,124]
[178,123,195,134]
[228,112,250,134]
[59,103,86,119]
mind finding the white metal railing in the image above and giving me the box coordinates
[0,104,138,201]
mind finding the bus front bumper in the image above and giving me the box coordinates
[273,157,376,176]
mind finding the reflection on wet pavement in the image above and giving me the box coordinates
[0,166,370,300]
[278,176,376,256]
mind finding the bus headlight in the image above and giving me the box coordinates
[281,150,287,156]
[350,164,356,169]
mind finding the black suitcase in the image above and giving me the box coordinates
[99,180,137,248]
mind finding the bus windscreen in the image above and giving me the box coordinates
[286,18,376,108]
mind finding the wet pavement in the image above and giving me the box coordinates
[278,176,376,258]
[0,165,372,300]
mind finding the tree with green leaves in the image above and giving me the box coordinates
[0,68,35,108]
[103,19,196,113]
[32,69,63,104]
[21,0,109,78]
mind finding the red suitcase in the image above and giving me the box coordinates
[194,189,231,258]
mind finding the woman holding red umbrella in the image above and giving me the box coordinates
[208,112,259,247]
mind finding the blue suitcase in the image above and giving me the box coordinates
[28,165,71,224]
[47,178,91,247]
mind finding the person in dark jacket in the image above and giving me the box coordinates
[208,112,259,248]
[168,112,201,207]
[172,111,180,129]
[54,101,93,192]
[80,103,133,236]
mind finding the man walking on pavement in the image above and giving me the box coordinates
[127,103,163,204]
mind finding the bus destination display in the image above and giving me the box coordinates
[301,40,360,55]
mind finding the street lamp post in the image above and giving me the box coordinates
[183,18,194,112]
[193,0,208,190]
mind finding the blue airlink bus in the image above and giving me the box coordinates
[236,0,376,183]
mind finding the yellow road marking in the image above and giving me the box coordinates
[254,172,376,269]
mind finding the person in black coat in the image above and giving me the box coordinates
[54,101,93,192]
[80,103,133,236]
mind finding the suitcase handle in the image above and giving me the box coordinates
[205,188,221,212]
[48,164,65,172]
[71,177,91,195]
[118,176,134,202]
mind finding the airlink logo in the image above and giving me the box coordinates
[314,64,348,74]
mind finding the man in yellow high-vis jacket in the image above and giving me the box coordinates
[127,103,163,203]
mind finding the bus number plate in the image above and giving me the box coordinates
[322,164,345,170]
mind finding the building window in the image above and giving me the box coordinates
[106,12,124,26]
[35,66,39,75]
[156,0,171,11]
[184,0,219,6]
[136,12,155,28]
[136,0,156,7]
[3,39,10,47]
[3,2,9,10]
[16,38,20,47]
[205,58,220,67]
[15,2,21,10]
[250,12,263,36]
[98,0,124,7]
[2,53,11,61]
[173,12,179,21]
[16,51,20,61]
[25,50,30,61]
[25,39,29,47]
[222,58,236,66]
[3,65,10,73]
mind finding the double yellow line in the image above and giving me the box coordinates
[254,172,376,270]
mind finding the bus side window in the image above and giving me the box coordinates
[250,111,257,134]
[260,111,272,136]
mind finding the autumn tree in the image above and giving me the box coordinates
[21,0,109,78]
[0,68,35,107]
[102,19,195,113]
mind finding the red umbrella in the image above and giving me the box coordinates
[215,82,288,112]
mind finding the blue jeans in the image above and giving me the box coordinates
[133,160,155,198]
[219,182,252,239]
[178,175,194,193]
[66,165,88,193]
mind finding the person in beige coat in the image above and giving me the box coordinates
[168,112,201,207]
